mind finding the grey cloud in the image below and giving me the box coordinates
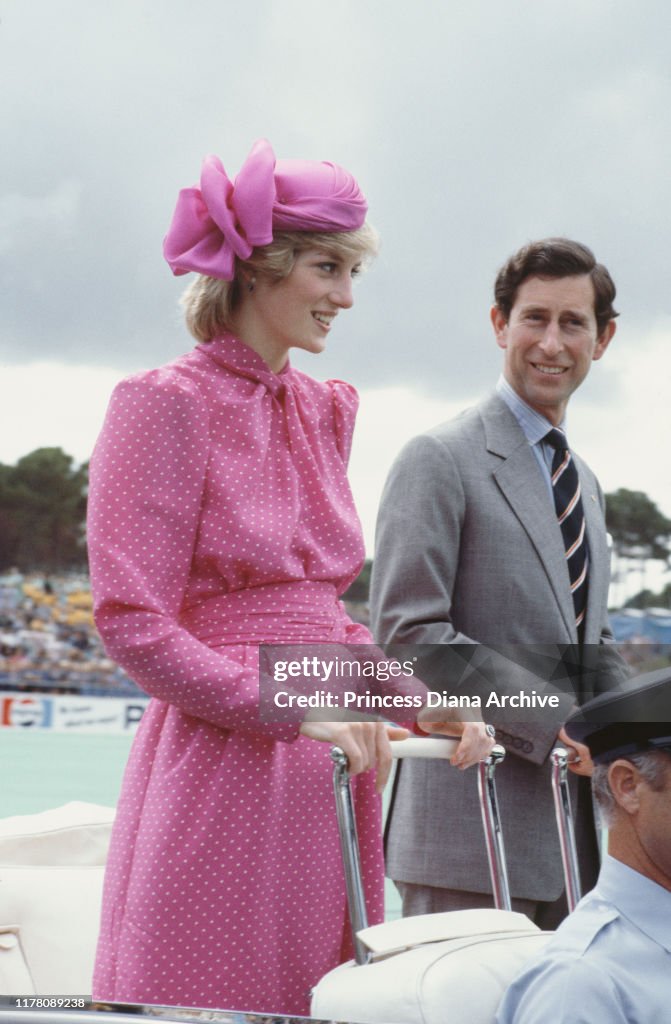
[2,0,670,402]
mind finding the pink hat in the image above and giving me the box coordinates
[163,138,367,280]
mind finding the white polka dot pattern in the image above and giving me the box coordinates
[87,334,383,1015]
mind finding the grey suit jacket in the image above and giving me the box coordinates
[370,393,622,901]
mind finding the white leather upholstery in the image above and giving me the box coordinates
[0,803,114,996]
[311,909,551,1024]
[0,926,34,995]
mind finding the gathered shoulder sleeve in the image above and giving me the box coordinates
[327,379,359,465]
[87,371,298,742]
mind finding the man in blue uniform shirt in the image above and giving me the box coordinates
[496,668,671,1023]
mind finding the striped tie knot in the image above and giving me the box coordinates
[543,428,588,638]
[544,426,568,451]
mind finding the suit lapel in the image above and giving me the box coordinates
[479,395,577,641]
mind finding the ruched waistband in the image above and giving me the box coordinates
[179,580,350,646]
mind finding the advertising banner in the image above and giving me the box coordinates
[0,693,148,733]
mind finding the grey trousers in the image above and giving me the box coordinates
[396,881,569,931]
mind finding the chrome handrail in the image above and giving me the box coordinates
[477,745,511,911]
[331,747,370,965]
[550,746,582,912]
[332,736,510,963]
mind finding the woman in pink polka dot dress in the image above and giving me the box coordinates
[88,140,491,1016]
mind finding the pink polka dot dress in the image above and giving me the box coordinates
[87,333,382,1015]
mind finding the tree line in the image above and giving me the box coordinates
[1,449,670,609]
[0,448,87,573]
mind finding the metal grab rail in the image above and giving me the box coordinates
[331,737,509,965]
[331,746,371,966]
[477,746,511,912]
[550,746,582,912]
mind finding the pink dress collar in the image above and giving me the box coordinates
[198,332,291,397]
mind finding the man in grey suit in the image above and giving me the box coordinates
[371,238,623,928]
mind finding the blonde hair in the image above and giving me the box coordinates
[180,223,378,343]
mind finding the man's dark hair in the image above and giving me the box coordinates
[494,237,618,336]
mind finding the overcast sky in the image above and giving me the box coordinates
[2,1,670,587]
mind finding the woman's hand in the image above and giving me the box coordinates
[299,717,410,793]
[416,714,496,769]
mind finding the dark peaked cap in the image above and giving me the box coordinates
[565,666,671,764]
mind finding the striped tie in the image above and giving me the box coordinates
[544,428,588,638]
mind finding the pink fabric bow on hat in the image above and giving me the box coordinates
[163,138,367,280]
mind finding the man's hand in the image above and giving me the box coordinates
[416,712,496,769]
[557,726,595,776]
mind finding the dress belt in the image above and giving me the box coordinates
[179,580,350,646]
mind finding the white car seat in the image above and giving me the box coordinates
[0,802,114,996]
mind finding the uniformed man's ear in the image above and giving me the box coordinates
[593,320,616,362]
[608,759,642,815]
[491,305,508,349]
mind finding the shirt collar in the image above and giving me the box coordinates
[596,854,671,951]
[495,375,565,446]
